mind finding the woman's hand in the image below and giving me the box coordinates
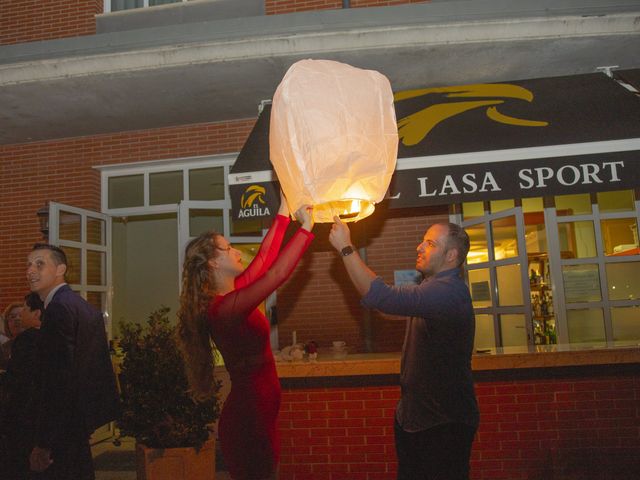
[294,205,314,232]
[278,190,290,218]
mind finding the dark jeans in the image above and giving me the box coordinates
[0,430,34,480]
[395,420,477,480]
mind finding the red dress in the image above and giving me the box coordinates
[208,214,313,479]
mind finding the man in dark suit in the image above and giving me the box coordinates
[25,243,120,480]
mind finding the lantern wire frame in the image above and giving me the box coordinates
[314,198,375,223]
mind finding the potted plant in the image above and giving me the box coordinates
[116,307,221,480]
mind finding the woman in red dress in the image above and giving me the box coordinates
[177,197,314,479]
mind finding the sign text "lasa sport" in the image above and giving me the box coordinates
[412,160,624,198]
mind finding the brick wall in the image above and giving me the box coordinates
[279,384,399,479]
[279,369,640,479]
[0,119,254,306]
[0,0,102,46]
[266,0,429,15]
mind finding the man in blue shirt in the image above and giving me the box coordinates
[329,218,479,480]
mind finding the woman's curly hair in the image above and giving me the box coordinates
[176,231,221,402]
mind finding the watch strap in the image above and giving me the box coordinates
[340,245,355,257]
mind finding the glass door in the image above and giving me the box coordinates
[48,202,112,337]
[457,201,533,350]
[522,197,558,346]
[48,201,113,443]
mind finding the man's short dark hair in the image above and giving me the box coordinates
[441,222,470,267]
[32,243,68,266]
[24,292,45,316]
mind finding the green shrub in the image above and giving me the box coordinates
[117,307,221,449]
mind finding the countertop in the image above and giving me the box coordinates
[275,342,640,378]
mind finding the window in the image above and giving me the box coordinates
[99,154,264,334]
[454,189,640,349]
[150,171,183,205]
[104,0,189,13]
[553,190,640,345]
[108,175,143,209]
[189,167,225,201]
[459,201,531,350]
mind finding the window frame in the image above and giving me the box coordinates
[98,153,263,242]
[453,190,640,349]
[453,204,534,348]
[548,192,640,344]
[103,0,189,14]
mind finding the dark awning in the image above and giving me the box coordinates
[617,68,640,92]
[230,72,640,221]
[229,103,280,222]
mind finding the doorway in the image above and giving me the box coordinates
[111,213,179,334]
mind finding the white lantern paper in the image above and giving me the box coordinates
[270,59,398,223]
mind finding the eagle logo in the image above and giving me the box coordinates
[241,185,267,209]
[395,83,549,146]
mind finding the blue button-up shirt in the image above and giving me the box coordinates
[362,267,479,431]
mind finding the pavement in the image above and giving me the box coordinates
[92,436,231,480]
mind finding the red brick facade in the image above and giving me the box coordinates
[279,371,640,479]
[0,0,102,46]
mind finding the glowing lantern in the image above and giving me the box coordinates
[270,59,398,223]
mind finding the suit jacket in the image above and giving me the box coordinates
[1,328,40,433]
[35,285,120,449]
[0,337,12,370]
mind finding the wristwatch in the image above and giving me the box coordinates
[340,245,355,257]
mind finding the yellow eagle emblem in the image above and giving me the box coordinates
[241,185,267,209]
[395,84,549,146]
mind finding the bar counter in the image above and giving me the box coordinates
[272,343,640,479]
[275,342,640,378]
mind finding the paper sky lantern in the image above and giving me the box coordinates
[270,59,398,223]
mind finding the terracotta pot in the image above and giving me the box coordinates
[136,438,215,480]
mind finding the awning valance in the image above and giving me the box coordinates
[617,68,640,92]
[230,72,640,221]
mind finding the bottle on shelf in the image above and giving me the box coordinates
[546,292,554,315]
[545,263,551,286]
[531,294,541,317]
[545,323,557,344]
[540,294,548,316]
[533,319,544,345]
